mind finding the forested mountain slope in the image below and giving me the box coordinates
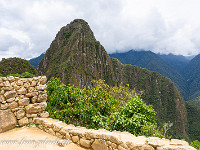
[0,57,36,76]
[110,50,188,98]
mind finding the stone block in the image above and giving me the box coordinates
[25,103,42,114]
[18,117,29,126]
[2,86,13,91]
[25,93,33,97]
[4,81,10,86]
[92,139,108,150]
[80,139,91,148]
[118,145,127,150]
[28,87,35,93]
[72,136,79,143]
[1,103,8,110]
[0,109,17,133]
[31,96,37,103]
[36,85,47,91]
[56,132,64,139]
[4,90,17,99]
[26,114,37,118]
[6,98,15,103]
[39,111,49,118]
[16,110,25,119]
[0,95,5,102]
[37,94,47,102]
[47,128,55,136]
[40,76,47,84]
[170,139,189,146]
[16,80,23,86]
[8,101,18,109]
[31,81,37,86]
[7,76,15,82]
[17,88,26,95]
[39,102,47,110]
[0,90,5,95]
[18,98,30,106]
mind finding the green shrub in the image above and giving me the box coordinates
[46,77,163,137]
[46,77,117,129]
[190,140,200,150]
[6,72,35,78]
[110,95,163,137]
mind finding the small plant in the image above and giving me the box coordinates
[163,121,173,137]
[190,140,200,150]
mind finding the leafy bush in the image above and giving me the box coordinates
[190,140,200,150]
[110,95,163,137]
[46,77,163,137]
[47,77,117,129]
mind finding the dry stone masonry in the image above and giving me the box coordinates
[0,76,49,132]
[34,118,196,150]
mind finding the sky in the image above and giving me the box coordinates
[1,0,200,60]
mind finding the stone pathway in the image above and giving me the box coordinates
[0,126,86,150]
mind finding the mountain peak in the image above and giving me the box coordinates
[54,19,95,48]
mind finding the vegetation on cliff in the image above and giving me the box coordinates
[183,54,200,100]
[186,102,200,141]
[0,57,36,77]
[110,50,187,98]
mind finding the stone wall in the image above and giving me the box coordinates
[0,76,49,133]
[34,118,196,150]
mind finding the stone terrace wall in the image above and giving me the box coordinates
[0,76,49,133]
[34,118,196,150]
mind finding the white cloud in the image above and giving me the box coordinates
[1,0,200,60]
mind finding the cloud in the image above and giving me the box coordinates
[1,0,200,60]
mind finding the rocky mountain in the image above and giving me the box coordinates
[0,57,36,76]
[29,53,45,69]
[109,50,188,98]
[37,19,188,139]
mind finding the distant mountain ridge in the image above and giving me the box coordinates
[158,53,189,74]
[29,53,45,69]
[183,54,200,100]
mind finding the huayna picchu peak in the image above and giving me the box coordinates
[38,19,116,87]
[37,19,189,139]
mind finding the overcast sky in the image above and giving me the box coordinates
[1,0,200,60]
